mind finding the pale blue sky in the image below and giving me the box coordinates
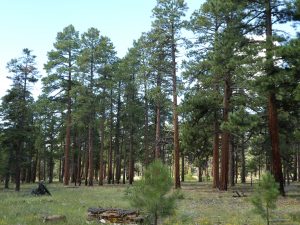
[0,0,203,98]
[1,1,297,99]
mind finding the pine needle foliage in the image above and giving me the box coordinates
[125,160,177,225]
[251,172,280,225]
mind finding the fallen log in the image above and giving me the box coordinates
[232,191,247,197]
[87,207,143,224]
[43,215,66,223]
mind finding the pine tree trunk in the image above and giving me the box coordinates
[241,137,246,183]
[63,53,72,185]
[108,90,113,184]
[25,158,32,183]
[84,144,89,186]
[49,147,54,184]
[235,145,239,183]
[220,79,230,191]
[297,147,300,182]
[76,143,82,185]
[32,152,37,183]
[181,155,185,182]
[198,166,202,182]
[265,0,285,196]
[213,117,220,188]
[15,141,21,191]
[144,74,150,166]
[229,138,235,187]
[155,105,161,159]
[129,129,134,185]
[155,72,162,159]
[99,114,105,186]
[171,23,180,189]
[88,125,94,186]
[293,150,297,181]
[123,150,126,184]
[115,81,122,184]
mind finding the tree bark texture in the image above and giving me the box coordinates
[265,0,285,195]
[220,79,230,191]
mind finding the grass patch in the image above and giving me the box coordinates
[0,182,300,224]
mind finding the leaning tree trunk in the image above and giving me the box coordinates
[265,0,284,196]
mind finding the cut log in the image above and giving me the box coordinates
[87,207,143,224]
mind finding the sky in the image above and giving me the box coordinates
[0,0,203,99]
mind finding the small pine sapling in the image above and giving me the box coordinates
[251,172,280,225]
[125,160,177,225]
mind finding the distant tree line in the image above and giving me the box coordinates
[1,0,300,194]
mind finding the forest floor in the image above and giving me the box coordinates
[0,181,300,225]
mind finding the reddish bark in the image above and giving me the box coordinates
[219,80,230,191]
[212,118,219,188]
[265,0,285,196]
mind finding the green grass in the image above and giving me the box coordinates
[0,182,300,225]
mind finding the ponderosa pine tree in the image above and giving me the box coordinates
[44,25,80,185]
[188,0,249,190]
[245,0,298,195]
[152,0,187,189]
[3,48,39,191]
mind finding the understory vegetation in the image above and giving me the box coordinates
[0,182,300,225]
